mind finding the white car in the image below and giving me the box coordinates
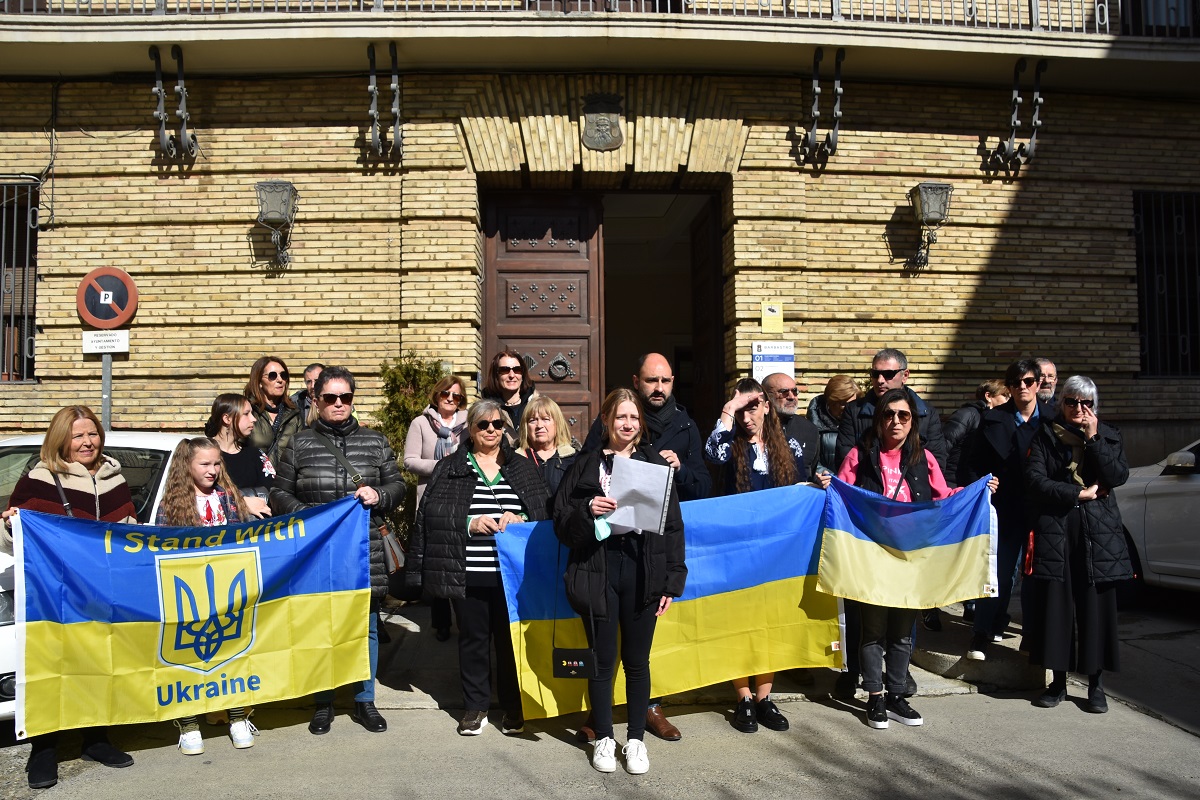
[1116,437,1200,592]
[0,431,188,722]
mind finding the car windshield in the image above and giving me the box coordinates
[0,446,170,524]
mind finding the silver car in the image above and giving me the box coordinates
[0,431,187,722]
[1116,438,1200,592]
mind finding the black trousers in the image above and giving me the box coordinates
[431,597,454,631]
[452,583,521,715]
[585,536,658,742]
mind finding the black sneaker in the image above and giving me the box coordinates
[755,698,789,732]
[921,609,942,632]
[885,694,923,726]
[866,694,888,729]
[966,632,990,661]
[1084,685,1108,714]
[501,712,524,735]
[1034,685,1067,709]
[731,696,758,733]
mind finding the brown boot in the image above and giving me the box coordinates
[576,713,596,744]
[646,705,681,741]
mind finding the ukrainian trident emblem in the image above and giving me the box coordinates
[157,550,261,673]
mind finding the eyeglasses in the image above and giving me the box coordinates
[320,392,354,405]
[1040,375,1056,384]
[496,364,524,375]
[1062,397,1095,409]
[266,370,289,382]
[884,409,912,423]
[439,390,465,402]
[772,387,799,397]
[475,419,506,432]
[1008,377,1038,388]
[869,369,902,381]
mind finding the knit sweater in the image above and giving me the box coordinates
[8,455,137,523]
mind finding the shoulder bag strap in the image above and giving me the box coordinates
[51,472,76,518]
[311,431,364,487]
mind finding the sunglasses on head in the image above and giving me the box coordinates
[884,409,912,423]
[266,370,289,382]
[497,364,524,375]
[320,392,354,405]
[475,419,506,432]
[1062,397,1095,409]
[1009,377,1038,388]
[869,368,902,381]
[439,390,465,402]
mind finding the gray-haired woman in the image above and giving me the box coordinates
[405,399,550,736]
[1025,375,1132,714]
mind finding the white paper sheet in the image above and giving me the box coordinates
[604,456,674,535]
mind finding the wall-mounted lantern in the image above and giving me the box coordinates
[255,181,299,266]
[907,182,953,268]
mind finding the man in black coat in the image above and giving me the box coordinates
[962,358,1049,661]
[761,372,821,480]
[835,348,948,471]
[580,352,708,741]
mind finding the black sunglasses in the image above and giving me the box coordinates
[496,365,524,375]
[475,419,506,432]
[266,370,289,382]
[320,392,354,405]
[772,387,799,397]
[1062,397,1095,409]
[869,368,902,381]
[1008,377,1038,388]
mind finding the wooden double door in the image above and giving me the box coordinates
[483,196,603,443]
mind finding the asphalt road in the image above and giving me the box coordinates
[2,588,1198,800]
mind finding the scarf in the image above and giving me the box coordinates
[644,394,677,445]
[425,406,466,460]
[324,417,357,437]
[1051,421,1088,487]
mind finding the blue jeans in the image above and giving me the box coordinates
[974,529,1024,638]
[315,613,378,703]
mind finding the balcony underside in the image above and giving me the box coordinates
[2,15,1199,97]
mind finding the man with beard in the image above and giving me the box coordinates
[1035,357,1058,415]
[761,372,821,480]
[580,352,710,742]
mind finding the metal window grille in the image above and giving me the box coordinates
[1133,191,1200,377]
[1,182,38,382]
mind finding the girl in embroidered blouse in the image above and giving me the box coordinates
[155,437,255,756]
[834,388,996,730]
[705,377,806,735]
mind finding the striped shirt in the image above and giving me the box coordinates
[465,471,525,583]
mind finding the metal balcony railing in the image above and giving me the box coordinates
[1,0,1196,39]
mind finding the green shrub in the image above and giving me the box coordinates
[373,352,448,539]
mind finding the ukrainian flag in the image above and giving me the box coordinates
[497,484,842,720]
[14,496,371,739]
[817,476,999,609]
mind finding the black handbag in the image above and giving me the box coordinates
[551,544,597,679]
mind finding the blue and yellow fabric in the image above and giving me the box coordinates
[14,496,371,739]
[497,484,842,720]
[817,476,998,608]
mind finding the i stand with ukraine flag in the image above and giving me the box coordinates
[497,476,997,720]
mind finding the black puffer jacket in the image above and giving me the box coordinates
[553,447,687,621]
[806,395,841,475]
[406,444,550,601]
[270,418,404,600]
[835,387,947,472]
[1025,419,1132,584]
[943,401,984,488]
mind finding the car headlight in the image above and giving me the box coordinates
[0,673,14,703]
[0,589,13,626]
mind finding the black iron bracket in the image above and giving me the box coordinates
[800,47,845,166]
[989,58,1047,172]
[367,42,403,160]
[170,45,198,160]
[149,46,175,159]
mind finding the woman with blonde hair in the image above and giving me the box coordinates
[516,395,578,496]
[808,375,862,475]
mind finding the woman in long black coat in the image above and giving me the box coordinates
[1025,375,1132,714]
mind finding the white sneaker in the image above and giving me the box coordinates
[177,726,204,756]
[622,738,649,775]
[229,718,258,749]
[591,736,617,773]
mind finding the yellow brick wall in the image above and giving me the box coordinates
[2,72,1199,449]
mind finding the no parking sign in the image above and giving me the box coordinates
[76,267,139,330]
